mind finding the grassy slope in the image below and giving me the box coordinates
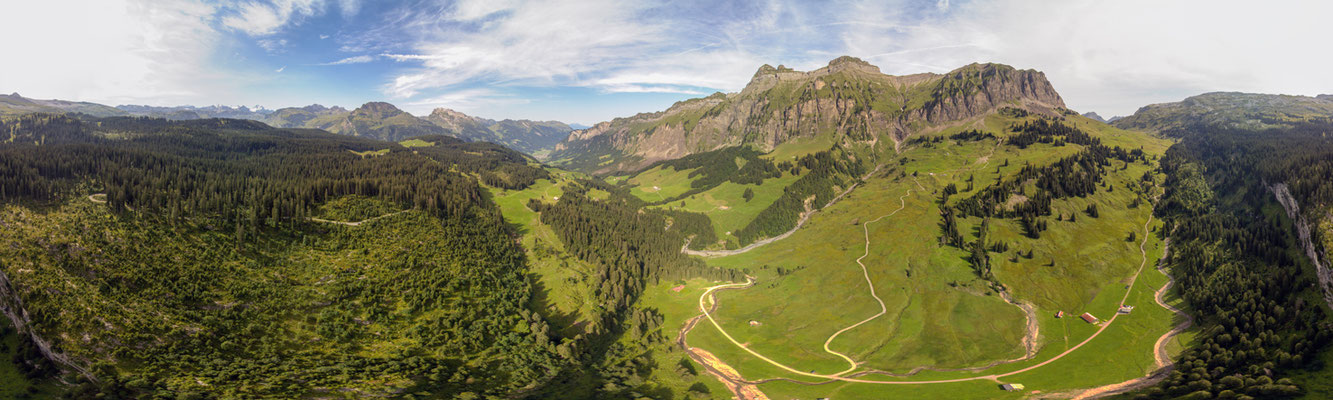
[622,133,837,248]
[487,171,600,337]
[627,112,1188,398]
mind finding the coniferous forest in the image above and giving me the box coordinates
[1136,121,1333,399]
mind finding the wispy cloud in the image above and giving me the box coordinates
[256,38,288,53]
[401,87,530,116]
[0,0,226,105]
[221,0,322,36]
[276,65,286,73]
[320,55,374,65]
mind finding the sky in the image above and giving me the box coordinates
[1,0,1330,126]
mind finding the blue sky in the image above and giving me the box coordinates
[2,0,1330,125]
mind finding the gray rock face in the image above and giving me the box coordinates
[0,269,96,381]
[552,58,1066,174]
[1269,182,1333,310]
[1082,112,1107,122]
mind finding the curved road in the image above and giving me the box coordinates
[1070,239,1192,400]
[682,166,881,258]
[822,189,911,375]
[307,210,407,226]
[687,213,1161,386]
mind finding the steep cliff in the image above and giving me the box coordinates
[550,57,1065,174]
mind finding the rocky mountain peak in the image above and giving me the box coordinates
[825,56,880,74]
[553,57,1068,174]
[429,107,483,122]
[1082,112,1107,122]
[352,102,404,118]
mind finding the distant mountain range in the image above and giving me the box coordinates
[1114,91,1333,134]
[423,108,573,157]
[549,57,1066,174]
[0,93,574,157]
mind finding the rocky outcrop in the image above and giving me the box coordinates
[915,63,1065,126]
[551,57,1066,174]
[0,268,96,381]
[1269,182,1333,309]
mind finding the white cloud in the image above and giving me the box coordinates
[0,0,225,105]
[401,88,530,116]
[276,65,286,73]
[842,0,1333,117]
[257,38,289,53]
[385,0,670,98]
[221,0,322,36]
[321,55,375,65]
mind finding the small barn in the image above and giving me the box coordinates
[1001,383,1026,391]
[1080,312,1099,324]
[1119,305,1135,314]
[1055,311,1065,319]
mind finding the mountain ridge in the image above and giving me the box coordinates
[550,57,1065,174]
[1113,91,1333,134]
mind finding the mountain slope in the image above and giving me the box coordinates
[0,93,61,115]
[0,93,130,117]
[1114,91,1333,134]
[423,108,573,157]
[301,101,448,142]
[550,57,1065,174]
[262,104,349,128]
[115,104,271,120]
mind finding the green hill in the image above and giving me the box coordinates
[1113,91,1333,134]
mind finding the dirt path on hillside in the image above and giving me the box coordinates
[308,210,407,227]
[822,189,912,375]
[679,279,770,400]
[681,213,1163,389]
[1065,239,1191,400]
[682,166,882,258]
[87,193,107,203]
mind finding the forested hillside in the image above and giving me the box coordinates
[0,114,568,398]
[1120,102,1333,398]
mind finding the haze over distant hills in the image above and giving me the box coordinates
[1114,91,1333,133]
[0,93,575,157]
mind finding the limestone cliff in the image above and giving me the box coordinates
[550,57,1065,174]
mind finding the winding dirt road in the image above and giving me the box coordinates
[822,189,912,375]
[682,166,882,258]
[307,210,407,226]
[681,213,1164,394]
[1069,239,1192,400]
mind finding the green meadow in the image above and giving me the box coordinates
[621,113,1190,398]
